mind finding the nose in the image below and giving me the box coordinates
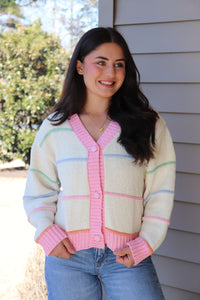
[105,65,115,76]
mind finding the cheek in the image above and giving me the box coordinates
[84,64,100,77]
[82,66,101,89]
[118,70,126,84]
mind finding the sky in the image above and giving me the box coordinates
[18,0,98,49]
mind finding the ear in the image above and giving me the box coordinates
[76,60,83,75]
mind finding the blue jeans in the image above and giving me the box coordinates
[45,245,164,300]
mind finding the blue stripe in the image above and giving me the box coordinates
[104,154,132,159]
[144,190,174,202]
[56,157,87,165]
[23,191,57,200]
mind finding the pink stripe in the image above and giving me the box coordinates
[58,195,89,200]
[28,206,56,221]
[105,191,143,201]
[142,216,170,224]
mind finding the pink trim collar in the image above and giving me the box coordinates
[69,114,120,150]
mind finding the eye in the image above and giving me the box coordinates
[97,61,106,66]
[115,62,125,68]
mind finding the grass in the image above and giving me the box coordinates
[17,244,47,299]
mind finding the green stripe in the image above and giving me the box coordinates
[40,128,73,147]
[147,161,176,174]
[30,168,59,184]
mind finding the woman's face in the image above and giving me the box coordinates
[76,43,126,103]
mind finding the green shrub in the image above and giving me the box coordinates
[0,20,69,164]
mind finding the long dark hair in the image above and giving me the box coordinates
[48,27,159,163]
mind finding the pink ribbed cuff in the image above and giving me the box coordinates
[36,225,68,256]
[127,237,153,265]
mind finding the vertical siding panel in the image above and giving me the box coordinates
[98,0,114,27]
[99,1,200,299]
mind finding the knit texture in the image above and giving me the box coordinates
[23,113,176,265]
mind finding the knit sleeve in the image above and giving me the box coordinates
[23,119,67,255]
[127,116,176,264]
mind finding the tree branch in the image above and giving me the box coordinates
[85,0,97,8]
[17,0,46,7]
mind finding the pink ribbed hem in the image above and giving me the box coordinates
[67,230,105,250]
[36,225,68,256]
[66,228,139,252]
[104,228,139,251]
[36,225,152,261]
[127,237,153,265]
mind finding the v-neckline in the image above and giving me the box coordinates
[69,114,120,150]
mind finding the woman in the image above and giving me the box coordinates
[23,27,176,299]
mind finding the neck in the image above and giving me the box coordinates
[82,109,108,117]
[82,95,110,116]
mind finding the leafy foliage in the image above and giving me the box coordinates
[0,0,24,30]
[0,21,69,163]
[0,0,20,15]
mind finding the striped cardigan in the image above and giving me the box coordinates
[23,113,176,265]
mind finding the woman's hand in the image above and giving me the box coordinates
[49,238,76,259]
[114,247,135,268]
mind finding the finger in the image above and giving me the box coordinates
[49,242,71,259]
[116,254,133,268]
[114,247,130,256]
[59,250,71,259]
[116,254,129,266]
[62,238,76,254]
[114,248,134,267]
[116,255,125,265]
[49,243,62,257]
[57,243,71,259]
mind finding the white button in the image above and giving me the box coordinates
[91,145,98,152]
[94,235,101,242]
[94,191,101,199]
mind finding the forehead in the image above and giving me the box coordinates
[86,43,125,60]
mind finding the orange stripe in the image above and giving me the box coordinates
[105,227,139,237]
[67,228,90,234]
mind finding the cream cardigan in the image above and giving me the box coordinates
[23,113,176,265]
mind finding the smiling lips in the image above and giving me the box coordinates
[99,80,115,86]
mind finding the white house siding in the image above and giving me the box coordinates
[99,0,200,299]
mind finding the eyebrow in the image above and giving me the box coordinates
[95,56,125,62]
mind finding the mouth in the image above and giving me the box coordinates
[99,80,115,87]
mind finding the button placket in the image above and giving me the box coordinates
[94,191,101,199]
[91,145,98,152]
[94,235,101,242]
[88,144,104,246]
